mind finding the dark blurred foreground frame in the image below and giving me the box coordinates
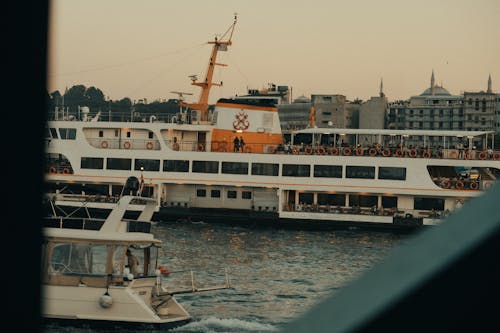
[283,183,500,332]
[4,1,48,333]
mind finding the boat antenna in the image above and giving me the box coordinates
[180,14,237,122]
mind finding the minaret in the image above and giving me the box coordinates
[430,70,435,95]
[379,78,385,97]
[487,74,492,93]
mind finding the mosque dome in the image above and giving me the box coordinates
[420,86,451,96]
[293,95,311,103]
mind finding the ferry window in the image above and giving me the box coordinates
[349,195,378,208]
[82,183,108,196]
[314,165,342,178]
[317,193,345,206]
[414,197,444,211]
[251,163,279,176]
[382,196,398,209]
[378,167,406,180]
[298,192,313,204]
[211,190,221,198]
[346,166,375,179]
[126,131,131,138]
[227,190,237,199]
[222,162,249,175]
[81,157,104,169]
[134,159,160,171]
[99,130,103,138]
[192,161,219,173]
[114,130,119,137]
[106,158,131,170]
[163,160,189,172]
[49,128,58,139]
[148,131,153,139]
[59,128,76,140]
[282,164,310,177]
[196,189,206,197]
[242,191,252,199]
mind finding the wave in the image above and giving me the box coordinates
[171,316,279,333]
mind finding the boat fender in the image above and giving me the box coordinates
[368,148,377,157]
[146,142,154,150]
[395,149,403,157]
[342,147,352,156]
[493,152,500,161]
[49,166,57,174]
[62,168,70,174]
[292,148,299,155]
[101,141,108,149]
[408,149,417,158]
[305,147,313,155]
[470,181,479,190]
[123,141,131,149]
[422,151,431,158]
[455,181,464,190]
[99,292,113,308]
[356,147,364,156]
[317,147,326,155]
[382,148,391,157]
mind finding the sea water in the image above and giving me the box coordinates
[44,221,408,333]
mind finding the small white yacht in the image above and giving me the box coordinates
[41,176,231,329]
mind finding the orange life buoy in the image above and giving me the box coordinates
[305,147,313,155]
[493,152,500,161]
[123,141,131,149]
[101,141,108,148]
[317,147,326,155]
[441,179,451,189]
[455,181,464,190]
[356,147,365,156]
[62,167,70,174]
[478,151,488,160]
[172,142,180,151]
[369,148,377,157]
[146,142,154,150]
[342,147,352,156]
[197,143,205,152]
[382,148,391,157]
[328,147,339,156]
[49,166,57,174]
[469,181,479,190]
[292,148,299,155]
[422,151,431,158]
[408,149,417,158]
[395,149,403,157]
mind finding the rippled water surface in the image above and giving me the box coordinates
[44,221,409,333]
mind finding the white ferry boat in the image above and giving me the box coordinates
[44,16,500,231]
[42,176,231,329]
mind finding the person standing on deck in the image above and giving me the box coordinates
[239,136,245,152]
[233,136,240,152]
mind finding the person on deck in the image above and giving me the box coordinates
[126,248,140,276]
[239,137,245,152]
[233,137,240,152]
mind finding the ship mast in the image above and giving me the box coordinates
[180,14,237,122]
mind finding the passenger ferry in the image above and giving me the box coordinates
[42,176,231,329]
[44,15,500,230]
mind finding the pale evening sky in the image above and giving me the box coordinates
[48,0,500,104]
